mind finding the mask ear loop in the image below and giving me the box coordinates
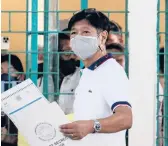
[97,33,103,52]
[98,46,102,51]
[97,30,107,52]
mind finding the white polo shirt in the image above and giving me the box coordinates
[73,53,131,146]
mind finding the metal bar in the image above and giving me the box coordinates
[56,53,60,100]
[2,10,128,13]
[125,1,129,145]
[80,0,88,68]
[159,32,168,34]
[8,54,11,89]
[43,0,49,98]
[107,12,110,18]
[0,50,130,55]
[125,0,129,76]
[156,0,161,145]
[54,0,59,102]
[31,0,38,84]
[81,0,88,9]
[8,12,11,32]
[1,51,77,54]
[2,30,128,34]
[164,0,168,145]
[56,5,60,31]
[26,0,29,79]
[7,72,58,74]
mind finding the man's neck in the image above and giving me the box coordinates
[84,51,106,68]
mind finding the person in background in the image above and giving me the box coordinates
[106,20,123,45]
[160,48,164,89]
[1,54,25,146]
[106,43,125,68]
[57,28,81,115]
[37,45,55,102]
[159,47,164,146]
[52,28,70,94]
[57,28,79,86]
[1,54,25,83]
[37,45,44,79]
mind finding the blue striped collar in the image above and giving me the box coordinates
[88,53,113,70]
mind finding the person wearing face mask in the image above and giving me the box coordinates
[1,54,25,85]
[37,46,55,102]
[59,8,132,146]
[57,28,80,86]
[1,54,25,146]
[159,48,164,146]
[57,29,81,115]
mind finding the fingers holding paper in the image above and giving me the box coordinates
[60,120,94,140]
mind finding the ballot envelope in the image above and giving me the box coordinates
[1,79,104,146]
[1,79,82,146]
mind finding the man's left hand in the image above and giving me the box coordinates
[60,120,94,140]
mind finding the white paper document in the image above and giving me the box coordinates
[1,79,78,146]
[1,79,105,146]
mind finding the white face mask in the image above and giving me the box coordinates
[70,35,100,60]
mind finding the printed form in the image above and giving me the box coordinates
[1,79,89,146]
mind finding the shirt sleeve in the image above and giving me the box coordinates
[101,63,131,112]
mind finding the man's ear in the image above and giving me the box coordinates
[101,30,108,44]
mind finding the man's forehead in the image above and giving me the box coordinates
[1,61,15,69]
[106,35,121,44]
[71,26,92,31]
[108,34,120,39]
[62,46,72,51]
[1,61,9,65]
[60,39,70,45]
[71,20,93,30]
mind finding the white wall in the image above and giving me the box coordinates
[128,0,157,146]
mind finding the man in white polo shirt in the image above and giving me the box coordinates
[60,8,132,146]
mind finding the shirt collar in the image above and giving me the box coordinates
[88,53,113,70]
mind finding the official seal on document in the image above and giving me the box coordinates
[35,122,56,141]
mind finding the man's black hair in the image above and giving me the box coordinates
[1,54,24,72]
[68,8,110,33]
[106,43,124,52]
[58,28,70,41]
[58,28,70,51]
[160,48,164,73]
